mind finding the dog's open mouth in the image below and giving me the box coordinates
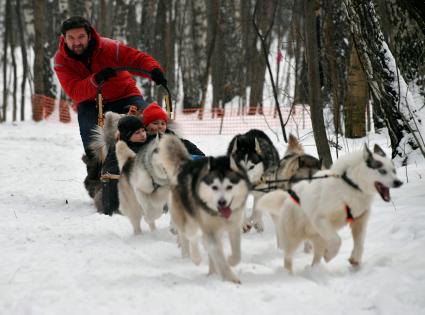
[218,206,232,219]
[375,182,390,202]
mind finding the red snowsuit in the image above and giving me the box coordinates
[54,27,162,107]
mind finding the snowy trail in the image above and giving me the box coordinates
[1,121,424,315]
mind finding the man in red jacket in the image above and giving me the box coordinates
[54,16,167,156]
[54,16,167,211]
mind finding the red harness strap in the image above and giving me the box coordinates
[288,189,301,206]
[345,205,354,223]
[288,190,354,224]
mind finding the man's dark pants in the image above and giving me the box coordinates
[77,95,148,155]
[77,95,148,215]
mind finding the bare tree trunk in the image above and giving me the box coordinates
[322,0,349,135]
[97,0,113,37]
[289,0,308,106]
[32,0,45,120]
[344,44,368,138]
[10,24,18,122]
[304,0,332,167]
[2,0,11,122]
[247,0,273,115]
[16,0,29,121]
[112,0,131,42]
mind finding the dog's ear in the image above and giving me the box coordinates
[255,138,262,155]
[364,144,383,169]
[373,144,386,157]
[230,155,239,172]
[231,138,238,155]
[363,144,372,160]
[206,156,213,171]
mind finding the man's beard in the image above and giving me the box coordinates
[71,45,86,55]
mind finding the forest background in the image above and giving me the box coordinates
[1,0,424,165]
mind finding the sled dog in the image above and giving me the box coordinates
[274,134,322,191]
[269,134,322,251]
[115,135,169,234]
[160,134,250,283]
[227,129,280,232]
[257,144,403,273]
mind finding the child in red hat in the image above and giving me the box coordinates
[142,102,169,135]
[142,102,205,157]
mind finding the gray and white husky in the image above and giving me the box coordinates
[257,144,403,273]
[115,135,169,234]
[160,134,250,283]
[227,129,280,232]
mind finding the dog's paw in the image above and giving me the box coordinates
[253,221,264,233]
[169,226,178,235]
[191,252,202,266]
[227,254,241,266]
[324,237,341,262]
[303,241,313,253]
[223,272,241,284]
[242,223,252,233]
[348,257,360,267]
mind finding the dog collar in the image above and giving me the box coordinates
[341,171,362,192]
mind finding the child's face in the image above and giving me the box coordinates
[146,120,167,134]
[129,128,147,143]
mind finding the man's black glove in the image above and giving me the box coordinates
[94,67,117,84]
[150,68,167,86]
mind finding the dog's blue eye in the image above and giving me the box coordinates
[212,186,219,191]
[378,169,387,175]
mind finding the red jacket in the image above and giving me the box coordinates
[54,27,162,106]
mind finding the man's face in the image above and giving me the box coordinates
[64,28,90,55]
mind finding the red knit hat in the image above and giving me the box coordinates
[143,102,169,126]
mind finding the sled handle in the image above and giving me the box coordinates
[112,66,173,115]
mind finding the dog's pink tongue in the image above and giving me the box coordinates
[219,207,232,219]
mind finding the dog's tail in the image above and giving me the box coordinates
[159,134,191,179]
[88,112,122,163]
[285,133,304,156]
[115,140,136,172]
[256,190,288,221]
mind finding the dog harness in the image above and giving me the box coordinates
[288,189,355,224]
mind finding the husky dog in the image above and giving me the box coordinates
[115,135,169,234]
[275,134,322,191]
[160,135,250,283]
[227,129,280,232]
[270,134,322,251]
[257,144,403,273]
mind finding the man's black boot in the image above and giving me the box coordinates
[82,154,102,198]
[100,146,120,215]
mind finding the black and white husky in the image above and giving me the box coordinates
[115,135,169,234]
[257,144,403,273]
[227,129,280,232]
[159,134,250,283]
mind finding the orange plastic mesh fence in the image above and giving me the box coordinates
[31,94,72,123]
[172,105,312,135]
[31,94,312,136]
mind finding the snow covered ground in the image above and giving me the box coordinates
[1,119,425,315]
